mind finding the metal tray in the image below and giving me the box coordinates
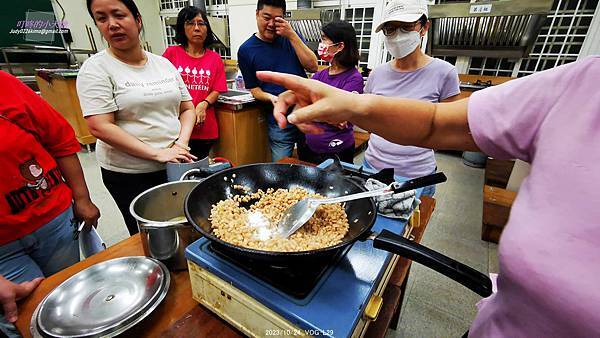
[34,256,170,337]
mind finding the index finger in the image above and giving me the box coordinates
[257,71,309,94]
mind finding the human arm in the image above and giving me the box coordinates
[256,71,479,151]
[195,58,228,123]
[442,94,461,102]
[194,91,220,124]
[275,17,318,72]
[86,113,195,163]
[177,100,196,142]
[0,275,43,323]
[249,87,278,105]
[55,154,100,228]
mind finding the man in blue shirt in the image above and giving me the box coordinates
[238,0,318,161]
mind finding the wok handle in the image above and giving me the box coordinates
[372,229,492,297]
[391,172,447,194]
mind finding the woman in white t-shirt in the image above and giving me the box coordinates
[77,0,196,235]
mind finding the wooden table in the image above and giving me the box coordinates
[16,160,435,338]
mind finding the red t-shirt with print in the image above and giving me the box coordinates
[163,46,228,140]
[0,71,81,245]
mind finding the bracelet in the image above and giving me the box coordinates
[201,99,211,106]
[174,141,191,151]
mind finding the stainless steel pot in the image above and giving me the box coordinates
[130,181,201,271]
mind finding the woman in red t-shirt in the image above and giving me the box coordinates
[163,6,228,159]
[0,71,100,334]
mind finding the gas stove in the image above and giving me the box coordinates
[185,160,423,337]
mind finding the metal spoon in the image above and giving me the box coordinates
[277,172,447,238]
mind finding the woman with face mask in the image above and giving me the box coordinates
[297,21,363,164]
[363,0,460,196]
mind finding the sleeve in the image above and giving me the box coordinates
[175,70,192,101]
[237,48,259,90]
[212,55,228,93]
[440,66,460,101]
[158,54,191,102]
[76,61,119,116]
[364,71,376,94]
[162,46,174,61]
[2,72,80,157]
[310,69,322,80]
[340,73,364,94]
[467,65,567,162]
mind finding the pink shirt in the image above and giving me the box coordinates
[467,56,600,337]
[163,46,227,139]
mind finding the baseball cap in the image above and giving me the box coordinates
[374,0,429,33]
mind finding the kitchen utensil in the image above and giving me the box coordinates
[130,180,202,270]
[72,220,85,240]
[166,156,209,182]
[184,163,492,297]
[277,173,447,238]
[36,256,169,338]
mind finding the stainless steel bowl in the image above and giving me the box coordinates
[36,257,170,337]
[130,181,202,271]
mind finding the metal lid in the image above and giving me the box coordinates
[36,257,170,337]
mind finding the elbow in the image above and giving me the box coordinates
[306,60,318,73]
[88,126,103,139]
[86,121,106,139]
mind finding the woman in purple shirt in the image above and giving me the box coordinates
[297,21,363,164]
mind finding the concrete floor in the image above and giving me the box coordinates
[78,150,498,337]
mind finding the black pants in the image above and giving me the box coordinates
[189,139,216,160]
[298,143,355,165]
[101,168,167,236]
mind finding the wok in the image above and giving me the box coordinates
[184,163,492,297]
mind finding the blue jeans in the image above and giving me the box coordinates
[362,159,436,197]
[267,122,305,162]
[0,206,79,337]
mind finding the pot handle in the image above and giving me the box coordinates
[372,229,493,297]
[180,168,202,181]
[391,172,447,194]
[212,157,234,167]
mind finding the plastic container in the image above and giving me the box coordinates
[234,70,246,91]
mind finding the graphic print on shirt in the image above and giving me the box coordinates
[177,66,211,92]
[20,158,48,190]
[5,158,64,214]
[329,139,344,148]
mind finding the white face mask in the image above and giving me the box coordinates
[384,30,422,59]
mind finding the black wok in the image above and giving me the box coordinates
[184,163,492,297]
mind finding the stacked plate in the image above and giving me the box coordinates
[32,257,170,337]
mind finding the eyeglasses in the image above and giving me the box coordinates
[382,22,421,36]
[185,20,207,28]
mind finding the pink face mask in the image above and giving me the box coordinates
[317,42,340,62]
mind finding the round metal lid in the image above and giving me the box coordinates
[36,256,170,338]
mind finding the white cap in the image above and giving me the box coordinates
[374,0,429,33]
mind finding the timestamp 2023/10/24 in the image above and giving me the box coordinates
[265,328,335,336]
